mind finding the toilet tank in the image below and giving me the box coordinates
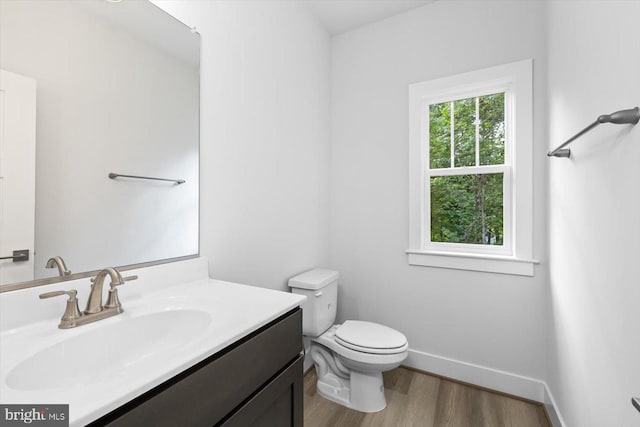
[288,269,338,337]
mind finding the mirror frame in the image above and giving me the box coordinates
[0,254,200,293]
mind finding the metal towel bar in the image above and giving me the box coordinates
[547,107,639,158]
[108,172,185,185]
[0,250,29,262]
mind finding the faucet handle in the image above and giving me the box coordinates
[90,274,137,285]
[104,275,137,311]
[107,275,137,291]
[39,289,74,299]
[121,275,138,285]
[39,289,82,329]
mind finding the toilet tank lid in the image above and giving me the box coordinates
[288,269,339,290]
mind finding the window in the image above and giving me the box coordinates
[408,60,535,276]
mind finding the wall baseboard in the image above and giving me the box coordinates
[305,346,566,426]
[404,348,546,402]
[543,383,567,427]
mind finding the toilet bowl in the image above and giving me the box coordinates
[288,269,408,413]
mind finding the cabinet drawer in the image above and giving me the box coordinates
[222,355,303,427]
[95,308,302,427]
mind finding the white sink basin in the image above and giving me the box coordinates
[6,309,211,391]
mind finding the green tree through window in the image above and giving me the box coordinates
[429,93,505,245]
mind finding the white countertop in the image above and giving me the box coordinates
[0,257,306,426]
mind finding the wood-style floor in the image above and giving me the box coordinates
[303,366,550,427]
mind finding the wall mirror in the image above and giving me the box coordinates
[0,0,200,289]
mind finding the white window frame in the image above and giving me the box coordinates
[408,60,536,276]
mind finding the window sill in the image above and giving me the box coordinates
[406,250,538,276]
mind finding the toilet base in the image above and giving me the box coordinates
[308,325,406,413]
[316,370,387,413]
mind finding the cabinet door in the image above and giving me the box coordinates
[221,355,303,427]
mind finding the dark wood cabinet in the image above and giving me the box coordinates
[90,308,303,427]
[221,356,303,427]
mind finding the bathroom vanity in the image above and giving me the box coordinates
[92,309,303,426]
[0,258,306,427]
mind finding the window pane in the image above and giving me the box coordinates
[429,102,451,169]
[479,93,505,165]
[453,97,476,167]
[430,173,503,245]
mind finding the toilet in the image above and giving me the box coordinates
[288,269,408,413]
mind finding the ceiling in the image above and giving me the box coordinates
[303,0,434,36]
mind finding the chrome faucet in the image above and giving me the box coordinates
[45,256,71,276]
[39,267,137,329]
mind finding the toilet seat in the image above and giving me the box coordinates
[335,321,408,355]
[313,325,408,366]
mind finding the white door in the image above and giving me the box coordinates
[0,69,36,285]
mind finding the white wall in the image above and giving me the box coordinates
[151,2,640,422]
[0,1,199,278]
[330,0,549,387]
[154,1,331,291]
[546,2,640,426]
